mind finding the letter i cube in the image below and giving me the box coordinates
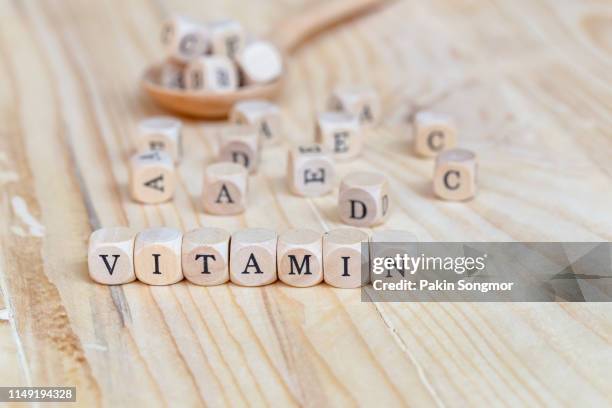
[413,111,457,158]
[287,144,334,197]
[218,125,260,173]
[136,116,182,163]
[230,228,277,286]
[182,228,230,285]
[134,227,183,285]
[230,100,282,145]
[328,85,381,126]
[433,148,477,201]
[88,227,137,285]
[323,228,369,288]
[277,229,323,287]
[129,150,176,204]
[338,172,389,227]
[315,112,362,160]
[202,162,248,215]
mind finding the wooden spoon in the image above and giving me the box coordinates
[142,0,388,119]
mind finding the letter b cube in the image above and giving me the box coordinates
[287,144,334,197]
[338,172,389,227]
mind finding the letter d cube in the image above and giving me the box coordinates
[338,172,389,227]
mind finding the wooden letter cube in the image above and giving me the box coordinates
[230,100,282,145]
[218,125,260,174]
[209,19,245,59]
[236,40,283,85]
[161,16,209,63]
[328,85,381,126]
[433,148,477,201]
[136,116,182,163]
[159,59,185,89]
[129,150,176,204]
[323,228,369,288]
[287,144,334,197]
[182,227,230,286]
[338,172,389,227]
[134,227,183,285]
[88,227,137,285]
[315,112,362,160]
[369,229,417,281]
[277,229,323,287]
[413,111,457,157]
[230,228,277,286]
[184,56,238,92]
[202,162,248,215]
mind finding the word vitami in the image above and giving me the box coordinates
[88,226,372,289]
[371,253,487,275]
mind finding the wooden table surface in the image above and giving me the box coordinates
[1,0,612,406]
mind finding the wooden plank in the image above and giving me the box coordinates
[0,0,610,406]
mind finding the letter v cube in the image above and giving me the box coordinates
[88,227,137,285]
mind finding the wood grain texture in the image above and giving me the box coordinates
[0,0,611,406]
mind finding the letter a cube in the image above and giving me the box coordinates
[130,150,176,204]
[202,162,248,215]
[230,228,277,286]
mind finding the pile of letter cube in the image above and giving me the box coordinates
[159,16,283,92]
